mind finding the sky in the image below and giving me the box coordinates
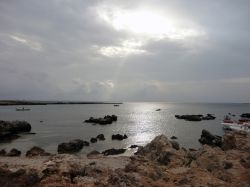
[0,0,250,102]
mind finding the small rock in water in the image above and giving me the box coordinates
[102,148,126,156]
[57,139,84,154]
[90,138,97,143]
[170,136,178,140]
[96,134,105,140]
[112,134,128,140]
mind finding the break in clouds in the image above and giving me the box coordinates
[0,0,250,102]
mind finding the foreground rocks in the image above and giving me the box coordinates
[0,131,249,187]
[0,120,32,142]
[85,115,118,125]
[175,114,216,121]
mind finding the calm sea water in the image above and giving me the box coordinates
[0,102,249,154]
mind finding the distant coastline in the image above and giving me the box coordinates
[0,100,123,106]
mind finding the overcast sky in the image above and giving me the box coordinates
[0,0,250,102]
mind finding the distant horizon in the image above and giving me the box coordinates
[0,99,249,104]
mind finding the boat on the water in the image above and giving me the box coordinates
[222,115,250,132]
[16,107,30,111]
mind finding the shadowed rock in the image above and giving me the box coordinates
[26,146,51,157]
[7,148,21,156]
[112,134,128,140]
[90,138,97,143]
[199,129,222,147]
[58,139,84,154]
[102,148,126,156]
[96,134,105,140]
[0,120,32,142]
[175,114,216,121]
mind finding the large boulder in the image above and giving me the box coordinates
[0,120,31,133]
[26,146,51,157]
[0,120,32,142]
[199,129,222,147]
[57,139,84,154]
[102,148,126,156]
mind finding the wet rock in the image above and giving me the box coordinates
[222,133,236,150]
[57,139,84,154]
[199,129,222,147]
[170,136,178,139]
[85,115,118,125]
[83,141,90,146]
[96,134,105,140]
[240,113,250,118]
[90,138,97,143]
[7,148,21,156]
[202,114,216,120]
[175,114,203,121]
[112,134,128,140]
[102,148,126,156]
[170,140,180,150]
[0,120,31,142]
[0,149,6,156]
[129,145,139,148]
[26,146,51,157]
[175,114,216,121]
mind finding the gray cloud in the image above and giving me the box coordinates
[0,0,249,102]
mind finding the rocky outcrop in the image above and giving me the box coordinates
[0,120,32,142]
[102,148,126,156]
[85,115,118,125]
[90,137,97,143]
[6,148,21,156]
[240,113,250,118]
[175,114,216,121]
[199,129,222,147]
[112,134,128,140]
[26,146,51,157]
[57,139,84,154]
[0,168,40,187]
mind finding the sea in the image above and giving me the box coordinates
[0,102,249,154]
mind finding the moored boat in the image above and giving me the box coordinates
[222,115,250,132]
[16,107,31,111]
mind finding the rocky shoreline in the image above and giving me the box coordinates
[0,130,249,187]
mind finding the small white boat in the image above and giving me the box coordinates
[222,122,250,132]
[16,107,30,111]
[222,115,250,132]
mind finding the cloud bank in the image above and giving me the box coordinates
[0,0,250,102]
